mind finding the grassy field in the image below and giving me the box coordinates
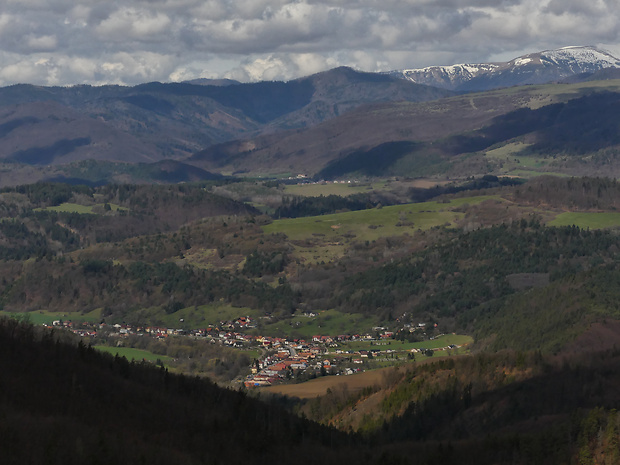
[264,196,499,265]
[264,196,496,243]
[42,203,95,214]
[93,346,172,363]
[549,212,620,229]
[261,309,379,339]
[124,304,262,329]
[485,142,532,159]
[504,169,568,179]
[484,142,559,177]
[0,308,103,325]
[37,202,127,214]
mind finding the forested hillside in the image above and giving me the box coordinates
[4,177,620,346]
[296,348,620,465]
[0,318,361,465]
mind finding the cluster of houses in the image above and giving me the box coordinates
[43,315,461,388]
[283,174,361,185]
[243,336,382,388]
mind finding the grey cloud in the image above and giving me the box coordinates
[0,0,618,86]
[544,0,615,16]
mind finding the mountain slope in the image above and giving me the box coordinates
[189,87,528,175]
[0,70,450,171]
[391,46,620,91]
[190,80,620,178]
[273,66,454,128]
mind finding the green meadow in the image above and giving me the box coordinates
[484,142,564,177]
[93,346,172,363]
[42,203,95,214]
[506,169,568,179]
[0,308,103,325]
[263,196,496,242]
[549,212,620,229]
[36,202,127,214]
[261,309,379,339]
[485,142,533,159]
[124,304,262,329]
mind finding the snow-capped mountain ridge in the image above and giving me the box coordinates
[391,46,620,92]
[540,46,620,67]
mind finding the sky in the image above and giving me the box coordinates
[0,0,619,87]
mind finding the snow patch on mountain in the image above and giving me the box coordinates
[514,58,532,66]
[549,46,620,67]
[391,46,620,92]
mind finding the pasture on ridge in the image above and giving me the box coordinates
[549,212,620,229]
[263,195,497,243]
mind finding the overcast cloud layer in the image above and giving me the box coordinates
[0,0,619,86]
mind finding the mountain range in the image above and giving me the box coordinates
[0,45,619,185]
[390,45,620,91]
[0,68,450,164]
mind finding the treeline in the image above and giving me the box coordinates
[1,257,297,318]
[408,175,524,203]
[274,193,375,218]
[0,211,83,260]
[0,213,293,319]
[242,249,288,277]
[508,175,620,210]
[90,216,282,264]
[1,182,91,207]
[7,211,617,352]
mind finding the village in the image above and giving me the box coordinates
[45,316,466,388]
